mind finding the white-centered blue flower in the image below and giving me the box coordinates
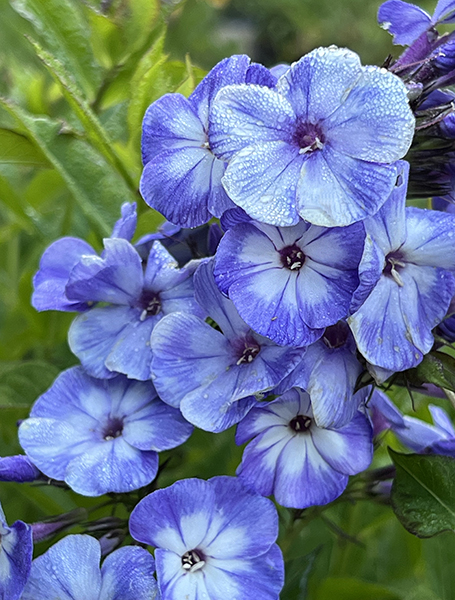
[19,367,193,496]
[129,476,284,600]
[210,46,415,227]
[235,388,373,508]
[348,161,455,371]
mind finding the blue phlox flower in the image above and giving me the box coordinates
[387,403,455,455]
[67,237,203,380]
[235,388,373,508]
[378,0,455,47]
[129,476,284,600]
[32,202,137,313]
[274,321,363,428]
[214,219,365,346]
[210,46,415,227]
[348,161,455,371]
[18,367,193,496]
[21,534,158,600]
[140,55,276,228]
[0,500,33,600]
[150,259,303,432]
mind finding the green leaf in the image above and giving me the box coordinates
[127,31,168,140]
[390,449,455,538]
[0,97,137,236]
[28,38,136,192]
[11,0,101,98]
[316,577,402,600]
[0,128,49,167]
[0,172,41,234]
[123,0,160,56]
[0,360,60,408]
[282,547,321,600]
[405,351,455,392]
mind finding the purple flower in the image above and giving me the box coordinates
[378,0,455,47]
[32,202,137,313]
[348,161,455,371]
[129,476,284,600]
[275,321,363,428]
[214,219,364,346]
[235,388,373,508]
[18,367,193,496]
[21,534,157,600]
[140,55,276,228]
[0,500,33,600]
[67,238,202,380]
[150,260,302,432]
[210,46,415,227]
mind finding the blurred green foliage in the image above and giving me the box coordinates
[1,0,455,597]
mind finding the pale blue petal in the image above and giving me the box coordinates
[222,142,302,227]
[297,146,398,227]
[429,404,455,436]
[150,312,232,408]
[65,437,158,496]
[111,202,137,241]
[227,266,324,346]
[129,478,215,552]
[349,266,455,371]
[66,238,143,305]
[190,55,252,125]
[325,67,414,162]
[194,259,250,340]
[142,93,205,164]
[68,306,137,379]
[104,316,156,381]
[378,0,431,45]
[274,434,348,508]
[32,237,95,312]
[210,84,295,160]
[311,412,373,474]
[203,545,284,600]
[363,163,408,255]
[21,535,101,600]
[100,546,157,600]
[0,518,32,600]
[276,47,362,122]
[140,147,223,227]
[19,418,97,481]
[434,0,455,23]
[403,207,455,269]
[123,398,193,451]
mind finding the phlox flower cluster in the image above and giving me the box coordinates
[6,1,455,598]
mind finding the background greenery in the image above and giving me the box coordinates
[1,0,455,598]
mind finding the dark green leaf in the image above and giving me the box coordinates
[406,351,455,392]
[11,0,101,98]
[390,449,455,538]
[0,128,49,167]
[28,38,137,193]
[0,360,60,408]
[0,98,137,236]
[282,547,321,600]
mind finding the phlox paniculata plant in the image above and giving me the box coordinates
[5,1,455,598]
